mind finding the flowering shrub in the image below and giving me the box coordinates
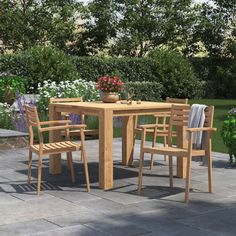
[96,76,124,93]
[221,108,236,163]
[0,103,14,129]
[38,79,100,112]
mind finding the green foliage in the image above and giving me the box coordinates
[221,109,236,162]
[1,46,78,92]
[190,57,236,98]
[38,79,99,112]
[72,57,107,82]
[149,50,203,98]
[0,103,14,129]
[125,82,163,101]
[0,75,26,104]
[0,0,80,53]
[193,0,236,58]
[73,56,157,83]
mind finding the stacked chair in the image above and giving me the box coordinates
[24,105,90,195]
[137,103,216,203]
[134,97,188,169]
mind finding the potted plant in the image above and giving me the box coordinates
[96,76,124,103]
[0,73,26,105]
[221,108,236,163]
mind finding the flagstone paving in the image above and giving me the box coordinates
[0,138,235,236]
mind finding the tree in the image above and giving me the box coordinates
[74,0,117,56]
[189,0,236,57]
[0,0,80,53]
[80,0,200,57]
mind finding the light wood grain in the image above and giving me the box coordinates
[99,109,113,190]
[49,101,187,190]
[25,105,90,195]
[138,104,216,203]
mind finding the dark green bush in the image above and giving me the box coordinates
[105,58,157,82]
[125,81,163,101]
[221,108,236,162]
[148,50,203,98]
[72,57,107,82]
[190,57,236,98]
[0,74,26,104]
[73,57,157,83]
[0,46,78,92]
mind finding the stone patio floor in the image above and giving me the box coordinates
[0,138,235,236]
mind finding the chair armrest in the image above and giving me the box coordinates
[40,120,72,126]
[186,127,217,133]
[39,124,86,132]
[138,124,159,129]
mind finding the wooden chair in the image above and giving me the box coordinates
[134,97,188,169]
[50,97,99,138]
[138,104,216,203]
[24,105,90,195]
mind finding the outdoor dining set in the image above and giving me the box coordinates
[24,97,216,204]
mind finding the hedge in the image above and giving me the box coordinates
[72,56,157,82]
[1,46,235,99]
[190,57,236,98]
[125,81,163,101]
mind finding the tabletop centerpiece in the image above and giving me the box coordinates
[96,75,124,103]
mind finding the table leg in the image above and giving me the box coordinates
[99,109,113,189]
[176,126,187,178]
[122,116,134,166]
[49,105,62,174]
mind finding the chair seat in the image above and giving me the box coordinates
[30,141,81,155]
[61,129,98,136]
[143,146,206,157]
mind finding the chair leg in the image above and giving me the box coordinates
[138,151,145,193]
[150,130,157,170]
[67,152,75,183]
[80,151,83,162]
[28,150,33,184]
[82,149,90,192]
[168,155,173,188]
[184,155,192,204]
[207,147,213,193]
[37,156,43,195]
[164,136,167,161]
[66,157,71,170]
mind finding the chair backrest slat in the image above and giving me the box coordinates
[50,97,85,124]
[169,104,190,127]
[24,105,40,128]
[204,106,214,128]
[166,97,188,104]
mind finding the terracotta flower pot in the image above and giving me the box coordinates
[101,92,119,103]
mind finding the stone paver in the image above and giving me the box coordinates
[0,138,235,235]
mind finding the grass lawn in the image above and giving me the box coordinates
[113,99,236,154]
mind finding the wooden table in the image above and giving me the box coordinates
[49,101,187,190]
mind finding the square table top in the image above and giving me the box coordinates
[50,101,173,111]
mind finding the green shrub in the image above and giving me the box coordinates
[221,108,236,162]
[105,58,157,82]
[125,81,163,101]
[190,57,236,98]
[0,103,14,129]
[148,50,203,98]
[72,57,107,82]
[0,74,26,104]
[38,79,99,112]
[0,46,78,92]
[73,57,157,83]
